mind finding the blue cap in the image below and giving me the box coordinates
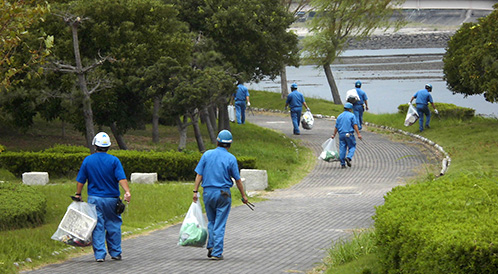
[290,83,298,89]
[355,80,362,88]
[344,102,353,109]
[217,130,233,144]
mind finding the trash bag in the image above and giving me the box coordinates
[301,110,314,130]
[346,89,360,104]
[178,201,208,247]
[404,103,419,127]
[51,201,98,247]
[319,138,339,162]
[228,105,236,123]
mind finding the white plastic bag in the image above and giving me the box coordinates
[319,138,339,162]
[51,201,98,247]
[178,201,208,247]
[228,105,235,122]
[404,103,419,127]
[301,110,314,130]
[346,89,360,104]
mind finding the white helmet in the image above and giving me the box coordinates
[92,132,111,147]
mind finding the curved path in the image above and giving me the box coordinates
[27,113,429,274]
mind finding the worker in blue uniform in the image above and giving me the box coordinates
[193,130,249,260]
[285,83,310,135]
[331,103,363,168]
[353,80,369,131]
[233,81,251,124]
[75,132,131,262]
[410,83,438,132]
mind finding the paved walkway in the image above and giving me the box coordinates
[27,113,428,274]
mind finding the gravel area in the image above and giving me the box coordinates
[346,31,454,50]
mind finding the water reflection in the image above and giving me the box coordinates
[248,48,496,117]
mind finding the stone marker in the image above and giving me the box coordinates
[130,173,158,184]
[22,172,49,185]
[240,169,268,191]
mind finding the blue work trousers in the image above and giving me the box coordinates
[88,196,122,260]
[416,104,431,131]
[203,188,232,258]
[338,133,357,166]
[290,108,302,134]
[235,101,246,124]
[353,104,364,130]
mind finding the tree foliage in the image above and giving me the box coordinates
[443,5,498,103]
[302,0,404,104]
[175,0,299,82]
[1,0,52,90]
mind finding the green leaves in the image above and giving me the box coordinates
[444,8,498,103]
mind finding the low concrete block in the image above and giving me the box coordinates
[130,173,157,184]
[240,169,268,191]
[22,172,49,185]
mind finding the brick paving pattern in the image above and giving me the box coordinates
[26,113,428,274]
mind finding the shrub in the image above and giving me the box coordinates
[374,171,498,274]
[43,144,90,153]
[398,102,475,119]
[0,182,47,231]
[0,150,257,181]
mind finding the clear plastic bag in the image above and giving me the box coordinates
[228,105,235,122]
[319,138,339,162]
[178,200,208,247]
[301,110,314,130]
[404,103,419,127]
[51,201,98,247]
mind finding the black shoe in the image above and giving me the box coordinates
[341,165,346,169]
[96,258,105,262]
[293,132,300,135]
[111,255,122,261]
[345,158,352,167]
[426,125,430,129]
[207,248,213,258]
[210,255,224,260]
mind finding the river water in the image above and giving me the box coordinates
[248,48,497,117]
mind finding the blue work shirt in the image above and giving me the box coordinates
[335,110,357,134]
[195,147,241,189]
[234,84,249,102]
[286,90,306,110]
[76,152,127,197]
[413,89,433,106]
[355,88,368,105]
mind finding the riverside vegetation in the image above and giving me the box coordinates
[1,90,497,273]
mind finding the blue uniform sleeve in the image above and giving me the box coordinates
[76,158,88,184]
[195,154,206,175]
[229,158,241,181]
[114,159,127,181]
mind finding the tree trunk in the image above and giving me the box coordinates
[110,122,128,150]
[217,98,231,131]
[202,107,217,144]
[70,19,95,153]
[190,112,205,152]
[176,115,189,152]
[323,64,343,104]
[208,106,217,130]
[152,95,161,143]
[61,119,66,138]
[280,66,289,99]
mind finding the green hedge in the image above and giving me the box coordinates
[0,150,257,181]
[0,182,47,231]
[398,102,475,119]
[374,172,498,274]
